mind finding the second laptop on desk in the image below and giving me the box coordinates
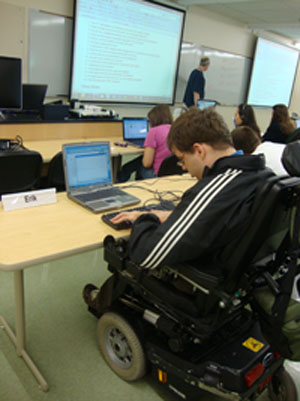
[122,117,148,147]
[62,142,140,213]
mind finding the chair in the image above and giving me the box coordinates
[157,154,184,177]
[281,140,300,177]
[101,175,300,340]
[0,150,43,196]
[46,152,65,192]
[84,175,300,399]
[287,127,300,143]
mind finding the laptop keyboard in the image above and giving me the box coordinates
[101,202,175,230]
[76,188,123,202]
[127,140,144,147]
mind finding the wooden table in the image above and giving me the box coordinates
[24,137,143,163]
[0,175,195,391]
[0,119,123,141]
[24,137,144,182]
[0,120,143,181]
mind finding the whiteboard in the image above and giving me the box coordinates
[28,9,73,97]
[175,43,252,106]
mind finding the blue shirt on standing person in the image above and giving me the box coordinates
[183,57,210,108]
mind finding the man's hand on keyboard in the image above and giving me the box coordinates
[110,209,172,225]
[110,211,146,224]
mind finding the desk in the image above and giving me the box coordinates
[1,120,143,181]
[24,138,144,182]
[0,175,195,391]
[0,119,122,141]
[24,138,144,163]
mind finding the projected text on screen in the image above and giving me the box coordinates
[71,0,185,104]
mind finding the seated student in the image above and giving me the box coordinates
[117,105,172,182]
[110,107,274,269]
[231,126,287,176]
[234,104,261,138]
[262,104,296,144]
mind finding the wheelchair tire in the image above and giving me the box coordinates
[97,311,146,381]
[268,368,297,401]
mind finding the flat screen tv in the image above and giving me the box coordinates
[0,56,22,110]
[70,0,185,105]
[247,38,299,107]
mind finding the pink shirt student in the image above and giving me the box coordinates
[144,124,171,174]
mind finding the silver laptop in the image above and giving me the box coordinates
[122,117,148,147]
[62,141,140,212]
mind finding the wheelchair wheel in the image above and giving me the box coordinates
[268,368,297,401]
[97,311,146,381]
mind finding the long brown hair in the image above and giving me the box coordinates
[238,104,261,138]
[271,104,296,136]
[147,104,173,128]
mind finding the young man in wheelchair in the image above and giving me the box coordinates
[84,108,300,400]
[108,107,274,270]
[84,107,274,310]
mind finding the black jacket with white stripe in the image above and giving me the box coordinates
[128,154,274,270]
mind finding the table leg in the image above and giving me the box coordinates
[112,155,122,182]
[0,270,49,391]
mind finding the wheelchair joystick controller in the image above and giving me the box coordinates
[103,235,116,249]
[103,235,128,271]
[116,238,127,254]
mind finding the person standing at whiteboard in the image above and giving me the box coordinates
[183,57,210,108]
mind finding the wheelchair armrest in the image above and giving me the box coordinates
[171,262,224,291]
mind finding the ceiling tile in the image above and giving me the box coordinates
[175,0,300,41]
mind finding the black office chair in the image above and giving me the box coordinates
[46,152,65,192]
[157,154,184,177]
[0,150,43,196]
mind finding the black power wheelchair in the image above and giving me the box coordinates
[85,175,300,401]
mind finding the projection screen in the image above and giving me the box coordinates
[70,0,185,105]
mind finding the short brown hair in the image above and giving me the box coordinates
[167,107,232,152]
[231,126,261,154]
[200,57,210,67]
[147,104,173,128]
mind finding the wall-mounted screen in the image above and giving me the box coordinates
[247,37,299,107]
[0,56,22,110]
[70,0,185,105]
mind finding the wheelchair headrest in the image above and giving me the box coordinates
[281,140,300,177]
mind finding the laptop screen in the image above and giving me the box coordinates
[22,84,47,111]
[64,142,112,189]
[123,118,148,140]
[197,100,217,110]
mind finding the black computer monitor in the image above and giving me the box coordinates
[22,84,48,111]
[0,56,22,111]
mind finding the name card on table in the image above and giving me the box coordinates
[2,188,57,211]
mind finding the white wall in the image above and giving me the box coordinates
[0,0,73,81]
[184,6,255,57]
[1,0,299,132]
[1,0,73,16]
